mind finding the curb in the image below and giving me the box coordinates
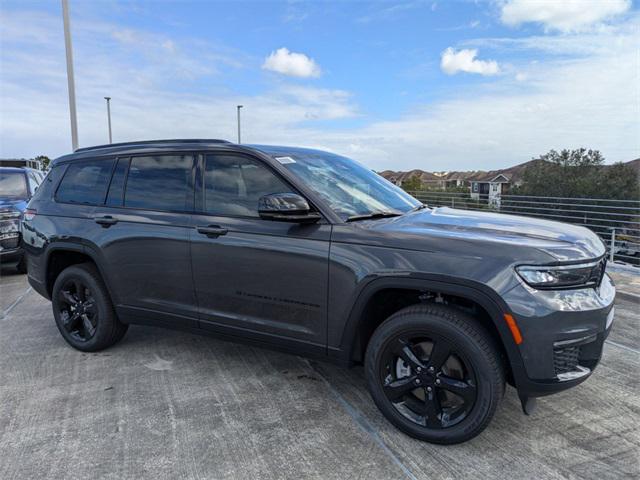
[617,290,640,303]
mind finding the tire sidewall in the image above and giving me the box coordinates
[365,310,502,444]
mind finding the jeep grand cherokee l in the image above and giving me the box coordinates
[23,139,615,444]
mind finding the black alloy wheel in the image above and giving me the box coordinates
[365,304,504,444]
[380,334,477,429]
[52,263,128,352]
[57,278,98,342]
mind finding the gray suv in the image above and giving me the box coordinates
[23,139,615,444]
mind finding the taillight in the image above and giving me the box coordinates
[24,208,37,221]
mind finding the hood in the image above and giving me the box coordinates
[0,198,28,215]
[361,207,605,262]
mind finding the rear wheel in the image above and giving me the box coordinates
[365,304,504,444]
[52,263,128,352]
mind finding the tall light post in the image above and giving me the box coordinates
[236,105,243,144]
[61,0,78,151]
[104,97,112,144]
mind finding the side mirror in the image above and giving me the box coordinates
[258,193,321,223]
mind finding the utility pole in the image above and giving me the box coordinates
[237,105,243,144]
[61,0,78,151]
[104,97,112,143]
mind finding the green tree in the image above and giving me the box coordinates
[401,175,423,192]
[512,149,638,200]
[34,155,51,171]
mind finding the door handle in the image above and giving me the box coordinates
[196,225,229,238]
[95,215,118,228]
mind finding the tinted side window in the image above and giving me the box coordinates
[31,165,65,202]
[56,159,115,205]
[27,172,39,195]
[106,157,129,207]
[124,155,193,211]
[204,154,291,217]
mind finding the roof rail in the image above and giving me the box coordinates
[74,139,232,153]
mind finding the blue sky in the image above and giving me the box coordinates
[1,0,638,171]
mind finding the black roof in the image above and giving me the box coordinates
[52,139,234,165]
[51,139,334,165]
[74,138,231,153]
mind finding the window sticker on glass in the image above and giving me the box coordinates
[275,156,296,164]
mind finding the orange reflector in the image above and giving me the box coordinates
[504,314,523,345]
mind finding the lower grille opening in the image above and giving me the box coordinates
[1,236,20,250]
[553,345,580,376]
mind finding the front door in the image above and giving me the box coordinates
[190,152,331,352]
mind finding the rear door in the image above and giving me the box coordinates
[190,152,331,351]
[92,154,198,327]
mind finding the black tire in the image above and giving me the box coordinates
[365,304,504,444]
[52,263,128,352]
[16,256,27,274]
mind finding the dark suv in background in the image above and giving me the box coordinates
[23,139,615,444]
[0,166,45,272]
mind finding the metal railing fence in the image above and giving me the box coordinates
[407,190,640,266]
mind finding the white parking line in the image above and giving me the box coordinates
[306,359,419,480]
[1,287,32,320]
[605,339,640,355]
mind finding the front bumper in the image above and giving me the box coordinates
[0,236,23,265]
[1,214,23,265]
[503,273,616,397]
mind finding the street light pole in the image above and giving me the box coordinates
[61,0,78,151]
[237,105,243,144]
[104,97,112,144]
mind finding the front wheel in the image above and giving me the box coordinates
[365,304,504,444]
[52,263,128,352]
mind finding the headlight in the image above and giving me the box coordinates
[516,259,605,290]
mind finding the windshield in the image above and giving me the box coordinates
[272,150,421,220]
[0,171,28,198]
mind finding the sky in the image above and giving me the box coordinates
[1,0,639,172]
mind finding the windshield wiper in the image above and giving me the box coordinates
[346,211,403,222]
[410,204,427,212]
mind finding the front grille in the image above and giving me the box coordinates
[553,345,580,375]
[0,236,20,250]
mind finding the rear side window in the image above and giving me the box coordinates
[56,159,115,205]
[31,165,65,202]
[27,171,40,195]
[124,155,193,211]
[204,154,290,217]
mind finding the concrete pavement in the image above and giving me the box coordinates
[0,269,638,480]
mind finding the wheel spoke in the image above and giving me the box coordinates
[426,340,451,371]
[84,301,96,315]
[59,289,77,306]
[437,375,476,404]
[423,390,443,428]
[395,339,425,370]
[81,315,95,338]
[63,312,81,332]
[74,281,86,302]
[384,376,418,401]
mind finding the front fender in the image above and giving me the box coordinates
[330,274,528,390]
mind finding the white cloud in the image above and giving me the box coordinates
[500,0,631,32]
[262,48,321,78]
[0,7,638,172]
[440,48,500,75]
